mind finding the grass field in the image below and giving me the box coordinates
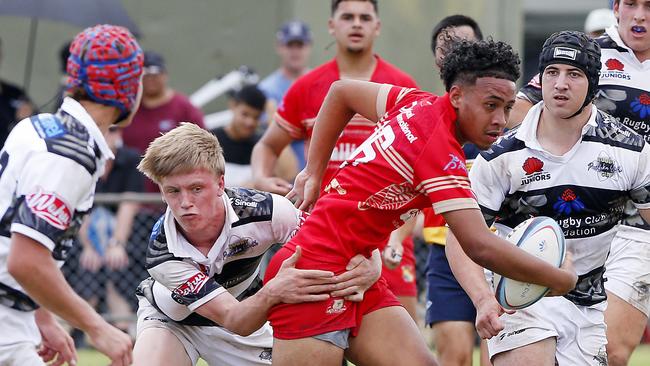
[77,345,650,365]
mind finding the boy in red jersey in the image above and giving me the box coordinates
[252,0,421,320]
[264,39,578,366]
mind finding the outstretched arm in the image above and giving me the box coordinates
[445,230,513,339]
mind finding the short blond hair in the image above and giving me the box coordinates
[137,122,225,184]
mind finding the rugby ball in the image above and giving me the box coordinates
[492,216,566,310]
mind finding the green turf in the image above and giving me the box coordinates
[78,345,650,365]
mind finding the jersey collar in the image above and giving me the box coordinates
[60,97,115,160]
[163,193,238,262]
[515,102,598,153]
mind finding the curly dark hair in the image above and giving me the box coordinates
[440,39,520,92]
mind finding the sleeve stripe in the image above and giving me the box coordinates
[10,223,56,252]
[375,84,392,119]
[416,175,470,191]
[395,88,416,103]
[432,198,479,214]
[274,113,304,139]
[423,182,471,193]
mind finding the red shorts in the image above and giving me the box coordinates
[265,246,401,340]
[380,236,418,297]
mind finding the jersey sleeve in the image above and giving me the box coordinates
[11,151,93,251]
[517,74,542,105]
[375,84,418,120]
[148,259,227,312]
[274,81,307,139]
[146,219,227,312]
[468,154,509,226]
[413,137,478,215]
[630,144,650,210]
[270,193,307,243]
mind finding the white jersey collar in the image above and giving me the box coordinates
[515,102,598,154]
[60,97,115,160]
[163,192,238,263]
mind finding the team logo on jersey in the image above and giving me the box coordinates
[443,154,467,173]
[172,272,209,302]
[326,299,347,314]
[25,188,72,230]
[324,178,347,195]
[553,188,585,215]
[587,152,622,181]
[630,93,650,119]
[606,58,624,71]
[32,115,66,139]
[358,182,416,211]
[259,348,272,361]
[222,236,259,259]
[601,58,631,80]
[521,157,550,185]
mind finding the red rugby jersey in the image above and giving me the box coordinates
[275,56,418,185]
[286,85,478,261]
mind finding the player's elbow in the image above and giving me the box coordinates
[7,251,34,284]
[222,318,257,337]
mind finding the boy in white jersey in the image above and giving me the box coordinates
[132,123,381,366]
[507,2,650,364]
[0,25,143,366]
[446,31,650,365]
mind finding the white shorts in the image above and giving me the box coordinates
[0,305,40,347]
[604,233,650,316]
[487,297,607,365]
[136,298,273,366]
[0,342,45,366]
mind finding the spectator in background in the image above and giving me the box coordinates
[584,8,617,38]
[0,37,35,147]
[259,20,313,170]
[210,85,266,187]
[122,51,205,193]
[63,126,145,341]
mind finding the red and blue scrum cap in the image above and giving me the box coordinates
[66,24,144,120]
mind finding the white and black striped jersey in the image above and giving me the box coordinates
[139,187,305,326]
[471,103,650,306]
[0,97,113,312]
[595,26,650,234]
[517,26,650,234]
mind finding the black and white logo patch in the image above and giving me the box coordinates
[587,152,622,181]
[553,47,577,60]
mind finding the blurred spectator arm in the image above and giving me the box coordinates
[251,122,294,194]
